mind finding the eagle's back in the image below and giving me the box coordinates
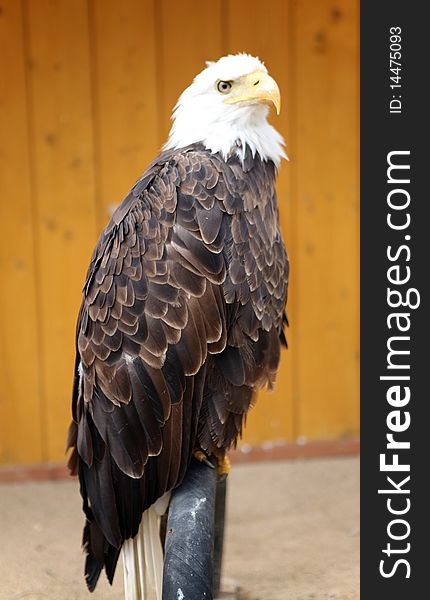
[68,145,289,589]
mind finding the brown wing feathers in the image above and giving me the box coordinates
[68,145,289,590]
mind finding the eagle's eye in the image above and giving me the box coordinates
[217,80,232,94]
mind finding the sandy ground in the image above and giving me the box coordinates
[0,456,359,600]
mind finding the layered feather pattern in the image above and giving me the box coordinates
[68,144,289,590]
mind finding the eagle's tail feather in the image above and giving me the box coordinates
[121,503,165,600]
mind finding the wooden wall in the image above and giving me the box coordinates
[0,0,359,465]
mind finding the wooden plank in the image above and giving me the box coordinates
[292,0,360,438]
[156,0,224,143]
[225,0,295,444]
[90,0,160,227]
[24,0,98,461]
[0,0,360,465]
[0,0,43,463]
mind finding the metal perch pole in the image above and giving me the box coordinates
[162,457,226,600]
[213,476,227,597]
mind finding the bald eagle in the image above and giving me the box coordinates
[67,53,289,597]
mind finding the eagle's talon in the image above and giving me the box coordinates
[193,448,216,469]
[217,454,231,476]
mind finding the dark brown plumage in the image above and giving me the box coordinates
[67,143,289,590]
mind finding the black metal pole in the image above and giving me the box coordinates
[212,475,227,598]
[163,457,218,600]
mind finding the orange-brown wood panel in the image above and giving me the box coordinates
[292,0,360,439]
[155,0,224,143]
[90,0,161,228]
[0,0,360,465]
[24,0,98,461]
[0,0,43,463]
[224,0,296,444]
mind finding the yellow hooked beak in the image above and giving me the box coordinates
[224,70,281,115]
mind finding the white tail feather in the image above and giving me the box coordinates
[121,493,170,600]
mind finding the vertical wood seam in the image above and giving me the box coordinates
[220,0,229,55]
[153,0,165,149]
[87,0,103,236]
[21,0,46,460]
[355,0,361,427]
[287,0,300,441]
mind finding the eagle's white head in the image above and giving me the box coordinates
[165,53,286,167]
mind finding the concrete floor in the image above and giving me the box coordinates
[0,456,359,600]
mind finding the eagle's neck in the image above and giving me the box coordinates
[164,102,286,168]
